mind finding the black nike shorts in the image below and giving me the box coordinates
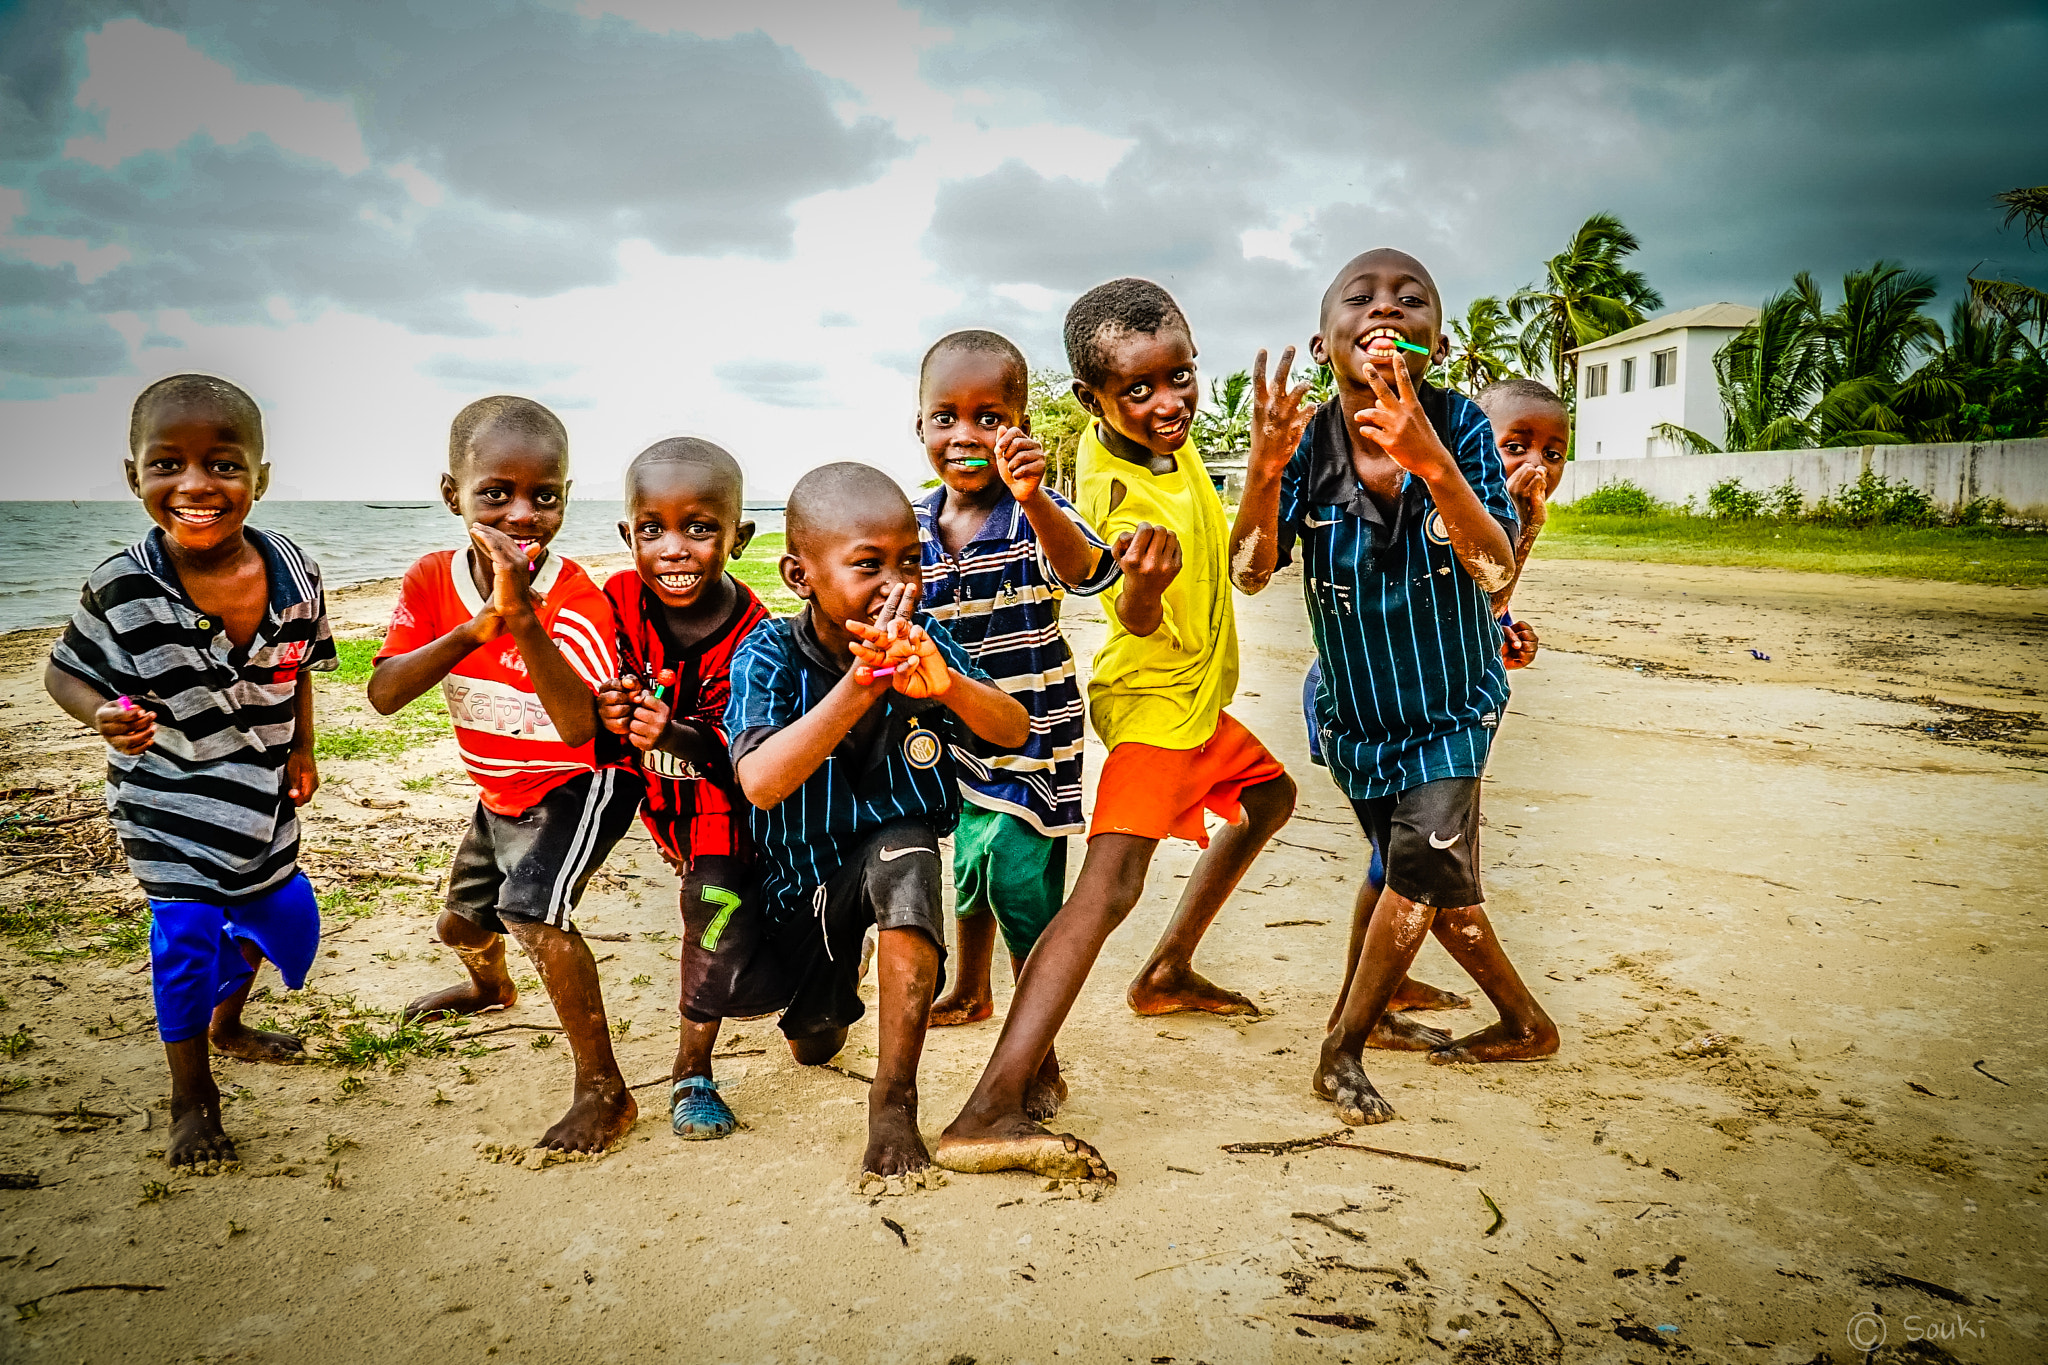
[772,818,948,1043]
[1348,777,1484,909]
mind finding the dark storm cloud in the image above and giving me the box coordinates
[0,0,906,373]
[916,0,2048,364]
[0,305,129,378]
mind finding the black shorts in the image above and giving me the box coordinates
[446,769,641,934]
[678,855,791,1024]
[1349,777,1484,909]
[772,818,948,1042]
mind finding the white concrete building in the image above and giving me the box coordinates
[1567,302,1757,459]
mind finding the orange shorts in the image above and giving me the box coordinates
[1089,711,1288,847]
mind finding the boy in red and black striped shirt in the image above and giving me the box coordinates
[597,439,780,1141]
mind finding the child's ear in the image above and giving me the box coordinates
[439,472,463,518]
[731,520,756,560]
[123,459,141,498]
[1017,412,1032,436]
[253,461,271,501]
[912,412,925,442]
[1070,380,1103,421]
[779,553,810,601]
[617,518,632,549]
[1308,333,1330,367]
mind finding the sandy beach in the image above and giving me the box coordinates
[0,551,2042,1364]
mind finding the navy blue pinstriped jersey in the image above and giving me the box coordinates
[725,610,989,925]
[915,486,1116,837]
[1276,388,1518,800]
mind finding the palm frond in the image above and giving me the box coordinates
[1996,185,2048,246]
[1650,422,1721,455]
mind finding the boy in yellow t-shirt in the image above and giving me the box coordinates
[937,278,1296,1183]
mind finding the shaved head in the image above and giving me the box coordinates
[785,461,914,558]
[625,436,744,512]
[1320,248,1441,328]
[1475,377,1567,422]
[130,373,263,457]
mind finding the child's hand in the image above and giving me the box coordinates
[285,747,320,805]
[846,583,917,688]
[597,676,641,735]
[469,523,539,625]
[1505,464,1549,532]
[1502,619,1540,669]
[1248,346,1315,480]
[1355,353,1455,483]
[95,696,155,755]
[850,619,950,698]
[1113,522,1181,598]
[994,426,1048,503]
[626,690,673,752]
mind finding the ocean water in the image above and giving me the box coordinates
[0,501,785,635]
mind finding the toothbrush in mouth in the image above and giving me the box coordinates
[1392,338,1431,356]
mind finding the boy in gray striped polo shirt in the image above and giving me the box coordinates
[1233,249,1558,1129]
[47,374,335,1169]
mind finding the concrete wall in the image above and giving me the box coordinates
[1554,438,2048,519]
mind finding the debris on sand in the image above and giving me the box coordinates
[1673,1032,1732,1058]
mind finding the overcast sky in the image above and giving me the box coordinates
[3,0,2043,499]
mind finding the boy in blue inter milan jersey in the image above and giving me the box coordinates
[1232,248,1557,1128]
[726,462,1029,1180]
[913,330,1116,1120]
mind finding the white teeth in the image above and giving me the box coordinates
[658,573,701,590]
[172,508,221,521]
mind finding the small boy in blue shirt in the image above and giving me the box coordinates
[1233,248,1557,1129]
[726,462,1029,1181]
[912,330,1116,1121]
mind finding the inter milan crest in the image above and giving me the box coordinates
[903,722,942,770]
[1425,511,1451,545]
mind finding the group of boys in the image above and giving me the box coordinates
[49,246,1570,1181]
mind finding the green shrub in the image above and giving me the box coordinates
[1706,478,1765,520]
[1765,478,1804,519]
[1951,495,2010,527]
[1808,468,1937,528]
[1572,480,1660,516]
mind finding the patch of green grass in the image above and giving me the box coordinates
[323,1011,457,1071]
[331,638,380,684]
[400,774,437,792]
[1536,511,2048,587]
[0,1024,32,1061]
[315,686,450,762]
[0,898,151,962]
[724,533,801,614]
[0,1076,32,1095]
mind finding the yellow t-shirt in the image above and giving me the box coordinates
[1076,422,1238,751]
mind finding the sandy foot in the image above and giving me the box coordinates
[863,1100,930,1176]
[1313,1040,1396,1126]
[935,1121,1115,1183]
[1365,1012,1453,1051]
[537,1085,637,1152]
[1127,966,1260,1017]
[210,1023,308,1063]
[1427,1018,1560,1065]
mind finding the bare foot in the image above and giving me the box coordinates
[537,1083,637,1152]
[209,1021,308,1064]
[1366,1012,1452,1052]
[1127,965,1260,1017]
[167,1104,236,1170]
[788,1028,848,1067]
[404,977,515,1021]
[864,1099,931,1177]
[1023,1053,1068,1122]
[1390,978,1471,1011]
[1428,1018,1560,1065]
[928,988,994,1028]
[934,1116,1115,1183]
[1312,1039,1396,1126]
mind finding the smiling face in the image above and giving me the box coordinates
[1312,250,1444,391]
[440,422,569,565]
[1488,395,1572,498]
[1073,325,1199,458]
[619,462,753,612]
[126,399,269,554]
[917,348,1029,498]
[782,502,923,656]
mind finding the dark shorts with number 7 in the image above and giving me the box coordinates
[678,854,792,1024]
[771,818,949,1043]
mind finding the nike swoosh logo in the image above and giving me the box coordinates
[878,846,938,862]
[1427,832,1461,850]
[1304,516,1341,528]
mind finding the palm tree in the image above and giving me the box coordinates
[1507,213,1664,402]
[1807,261,1945,445]
[1193,369,1252,454]
[1714,275,1824,451]
[1969,184,2048,351]
[1445,296,1520,396]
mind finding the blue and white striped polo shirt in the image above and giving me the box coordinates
[726,610,989,926]
[1277,387,1518,800]
[50,526,338,903]
[914,486,1117,837]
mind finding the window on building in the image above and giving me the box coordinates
[1620,357,1636,392]
[1584,363,1607,398]
[1652,347,1677,387]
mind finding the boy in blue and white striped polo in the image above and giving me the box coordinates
[1233,249,1558,1130]
[46,374,335,1170]
[912,330,1116,1123]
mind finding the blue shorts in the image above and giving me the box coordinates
[149,873,320,1044]
[1303,659,1385,891]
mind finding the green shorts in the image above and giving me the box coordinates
[953,805,1067,959]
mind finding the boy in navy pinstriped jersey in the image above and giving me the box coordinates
[726,463,1029,1181]
[1233,249,1558,1129]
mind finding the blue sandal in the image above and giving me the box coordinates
[671,1076,735,1140]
